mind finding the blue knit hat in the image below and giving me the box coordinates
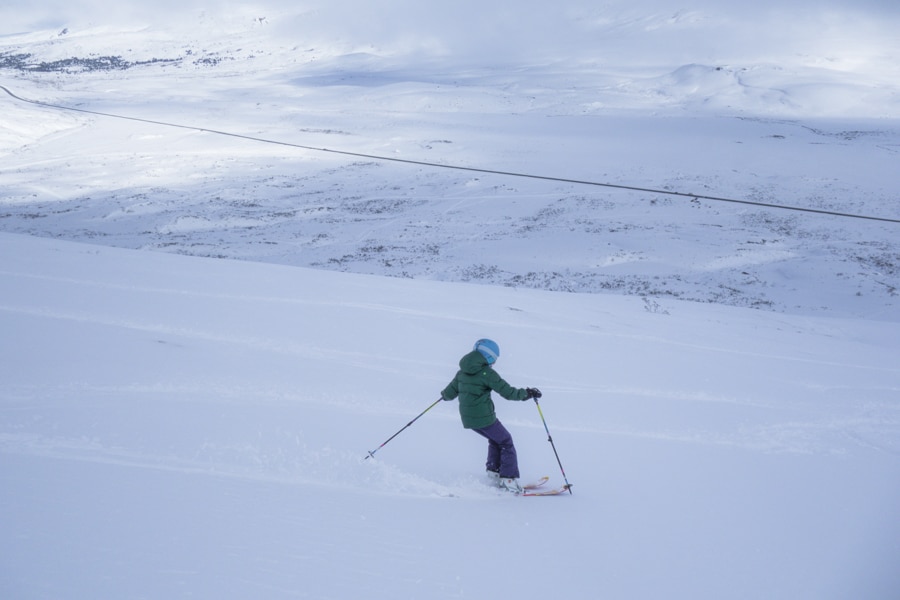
[473,339,500,364]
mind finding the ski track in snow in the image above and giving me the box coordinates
[0,431,483,498]
[3,265,896,375]
[3,230,898,472]
[3,286,898,470]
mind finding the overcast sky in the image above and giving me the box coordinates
[4,0,899,31]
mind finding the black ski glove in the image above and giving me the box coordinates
[526,388,542,399]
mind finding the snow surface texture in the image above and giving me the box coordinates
[1,2,900,599]
[3,234,899,599]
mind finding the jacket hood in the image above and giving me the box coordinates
[459,350,489,375]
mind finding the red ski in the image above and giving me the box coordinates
[523,476,549,490]
[523,483,571,496]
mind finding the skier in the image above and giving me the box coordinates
[441,339,542,494]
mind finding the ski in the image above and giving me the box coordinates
[522,483,572,497]
[523,476,549,490]
[493,476,557,495]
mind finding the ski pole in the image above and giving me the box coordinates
[534,397,573,494]
[365,398,443,460]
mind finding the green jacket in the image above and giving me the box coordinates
[441,350,529,429]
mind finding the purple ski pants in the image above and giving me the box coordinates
[473,420,519,479]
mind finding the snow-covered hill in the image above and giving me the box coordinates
[2,1,899,319]
[2,2,900,598]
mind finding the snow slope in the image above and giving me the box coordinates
[2,233,899,599]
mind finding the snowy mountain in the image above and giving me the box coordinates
[2,2,899,598]
[2,1,899,318]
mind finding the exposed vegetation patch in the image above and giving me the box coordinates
[0,51,185,73]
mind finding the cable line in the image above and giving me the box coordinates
[3,84,898,224]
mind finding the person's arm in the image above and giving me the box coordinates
[483,368,529,401]
[441,375,460,400]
